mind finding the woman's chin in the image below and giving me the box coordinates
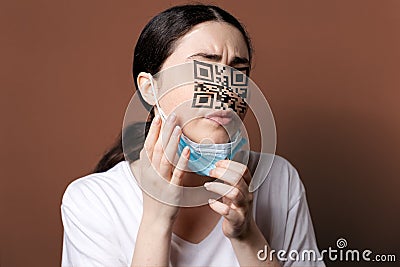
[182,129,229,144]
[181,118,230,143]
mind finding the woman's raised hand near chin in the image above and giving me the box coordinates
[135,113,190,225]
[204,160,254,239]
[204,160,282,266]
[131,113,190,267]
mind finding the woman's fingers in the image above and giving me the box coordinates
[170,147,190,186]
[140,148,151,168]
[151,132,164,169]
[152,113,177,171]
[208,199,243,223]
[215,160,252,185]
[215,160,252,184]
[160,112,177,148]
[215,160,246,174]
[159,125,182,178]
[209,167,248,191]
[204,182,246,206]
[143,115,162,161]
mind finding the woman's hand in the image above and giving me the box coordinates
[131,113,190,267]
[134,113,190,225]
[204,160,282,266]
[204,160,254,240]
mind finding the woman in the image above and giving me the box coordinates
[61,4,325,267]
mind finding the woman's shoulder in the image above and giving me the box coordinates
[61,161,142,264]
[249,152,306,206]
[61,161,142,211]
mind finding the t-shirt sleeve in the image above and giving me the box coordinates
[61,179,127,267]
[281,163,326,267]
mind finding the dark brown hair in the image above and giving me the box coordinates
[93,4,253,173]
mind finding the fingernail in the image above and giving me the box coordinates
[168,112,176,123]
[173,125,181,136]
[204,182,210,189]
[215,160,226,167]
[183,146,190,156]
[208,198,215,204]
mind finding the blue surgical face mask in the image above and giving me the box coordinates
[148,73,247,176]
[177,131,247,176]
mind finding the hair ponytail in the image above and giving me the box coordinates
[93,110,154,173]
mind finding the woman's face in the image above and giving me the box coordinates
[157,21,250,144]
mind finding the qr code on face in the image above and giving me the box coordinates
[191,60,249,114]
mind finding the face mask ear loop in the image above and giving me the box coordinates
[148,73,167,122]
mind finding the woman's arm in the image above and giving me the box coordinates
[131,215,173,266]
[130,114,189,267]
[230,219,281,266]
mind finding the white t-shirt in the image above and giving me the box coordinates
[61,153,326,267]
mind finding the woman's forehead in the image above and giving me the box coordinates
[164,21,249,68]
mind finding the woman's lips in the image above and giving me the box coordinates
[204,111,233,125]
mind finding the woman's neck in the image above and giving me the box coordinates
[181,171,214,187]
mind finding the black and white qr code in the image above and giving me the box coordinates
[191,60,249,114]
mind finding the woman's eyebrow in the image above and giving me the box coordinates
[187,53,249,65]
[187,53,222,61]
[230,56,250,65]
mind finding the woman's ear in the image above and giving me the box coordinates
[137,72,156,105]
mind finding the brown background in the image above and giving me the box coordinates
[1,0,399,266]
